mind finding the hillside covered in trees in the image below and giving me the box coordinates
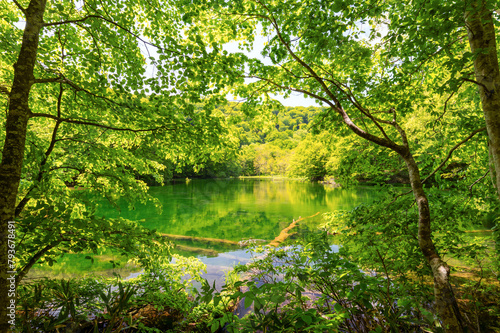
[178,101,485,190]
[169,103,326,180]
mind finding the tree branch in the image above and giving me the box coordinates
[65,77,124,107]
[43,14,103,27]
[43,14,181,56]
[33,77,62,84]
[47,165,85,173]
[33,75,135,110]
[15,85,64,217]
[29,112,176,133]
[469,170,490,194]
[246,75,335,108]
[16,241,60,286]
[461,77,490,91]
[11,0,27,16]
[408,37,462,80]
[319,74,395,143]
[387,188,413,207]
[75,23,104,70]
[433,80,465,125]
[422,127,487,184]
[252,0,406,154]
[388,127,487,206]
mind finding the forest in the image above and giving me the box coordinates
[1,0,500,332]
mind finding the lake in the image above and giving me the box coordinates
[28,178,382,284]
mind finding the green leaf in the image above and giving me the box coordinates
[244,294,253,308]
[210,320,220,332]
[301,314,312,325]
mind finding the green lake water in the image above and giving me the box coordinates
[29,179,382,282]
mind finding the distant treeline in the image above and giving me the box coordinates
[138,103,326,182]
[136,102,414,184]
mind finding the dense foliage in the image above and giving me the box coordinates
[15,255,234,332]
[1,0,500,332]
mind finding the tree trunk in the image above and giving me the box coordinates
[0,1,47,331]
[338,108,466,331]
[341,111,466,330]
[465,0,500,198]
[403,152,465,332]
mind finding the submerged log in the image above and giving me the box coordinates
[161,233,240,246]
[268,212,321,247]
[174,244,218,256]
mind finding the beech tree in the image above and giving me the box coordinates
[0,0,238,330]
[182,0,500,331]
[466,3,500,193]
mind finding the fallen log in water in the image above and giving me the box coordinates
[161,233,240,246]
[174,244,218,257]
[238,238,267,247]
[268,212,321,247]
